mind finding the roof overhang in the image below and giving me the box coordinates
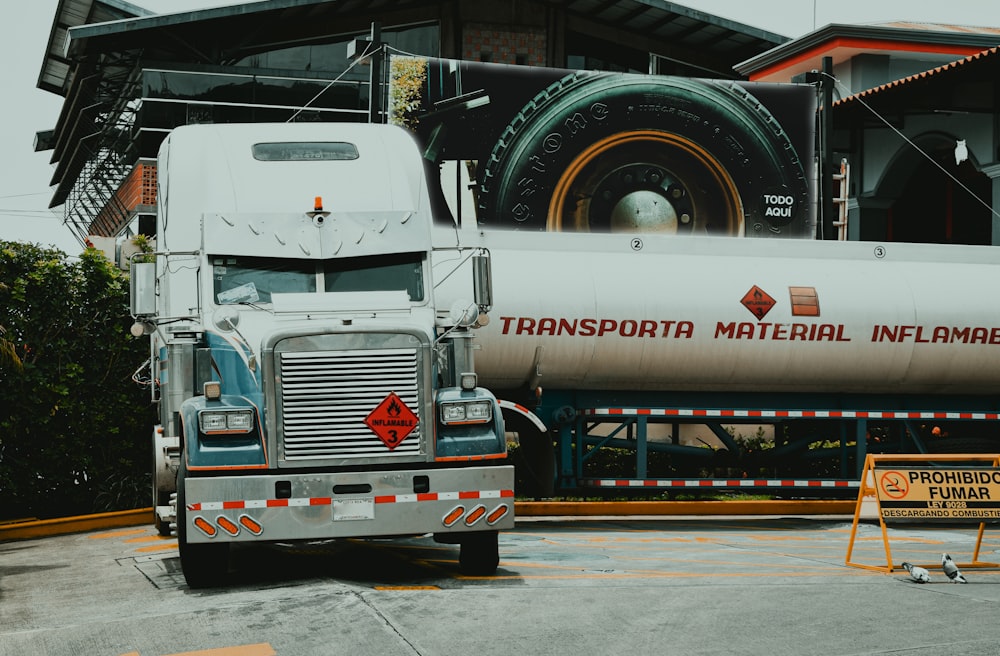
[737,23,1000,83]
[37,0,150,95]
[60,0,788,73]
[833,46,1000,126]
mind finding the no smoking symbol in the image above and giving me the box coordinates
[879,471,909,499]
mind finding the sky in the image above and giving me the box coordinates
[3,0,1000,254]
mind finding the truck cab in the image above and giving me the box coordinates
[131,123,513,587]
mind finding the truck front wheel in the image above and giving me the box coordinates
[459,531,500,575]
[176,461,229,588]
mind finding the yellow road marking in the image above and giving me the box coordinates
[125,535,173,544]
[89,528,148,540]
[119,646,277,656]
[374,585,441,590]
[135,543,178,553]
[165,643,276,656]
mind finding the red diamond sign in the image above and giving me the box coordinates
[364,392,418,450]
[741,285,776,321]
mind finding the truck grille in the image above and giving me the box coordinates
[279,348,421,460]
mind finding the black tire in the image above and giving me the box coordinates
[177,461,229,588]
[478,72,811,237]
[508,420,556,499]
[459,531,500,576]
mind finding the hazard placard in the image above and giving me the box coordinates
[364,392,418,450]
[874,467,1000,522]
[740,285,776,320]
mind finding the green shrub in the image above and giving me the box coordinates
[0,241,154,519]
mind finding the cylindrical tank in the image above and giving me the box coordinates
[433,230,1000,396]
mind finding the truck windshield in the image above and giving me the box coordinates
[212,253,424,304]
[212,257,315,304]
[324,253,424,301]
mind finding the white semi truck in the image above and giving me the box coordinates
[130,122,513,587]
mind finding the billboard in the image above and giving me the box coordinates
[389,56,817,238]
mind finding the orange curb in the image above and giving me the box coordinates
[0,508,153,541]
[514,500,855,516]
[0,500,857,542]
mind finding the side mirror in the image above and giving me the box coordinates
[130,261,157,318]
[472,252,492,313]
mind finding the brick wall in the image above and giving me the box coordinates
[463,23,546,66]
[90,159,157,236]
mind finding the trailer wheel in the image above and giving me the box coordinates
[176,461,229,588]
[459,531,500,575]
[478,72,811,237]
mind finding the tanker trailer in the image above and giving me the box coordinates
[432,227,1000,494]
[400,57,999,494]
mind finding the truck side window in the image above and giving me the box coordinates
[323,253,424,301]
[213,257,316,304]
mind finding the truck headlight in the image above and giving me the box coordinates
[439,400,493,425]
[199,409,254,434]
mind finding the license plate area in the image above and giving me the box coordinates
[333,497,375,521]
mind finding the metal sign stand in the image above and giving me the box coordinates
[846,453,1000,574]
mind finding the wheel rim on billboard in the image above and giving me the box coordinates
[477,72,811,237]
[546,130,742,234]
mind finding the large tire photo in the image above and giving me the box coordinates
[477,72,812,237]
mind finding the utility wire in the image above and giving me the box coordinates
[823,71,1000,221]
[286,44,384,122]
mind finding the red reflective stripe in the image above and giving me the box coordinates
[222,501,244,509]
[459,491,480,499]
[310,497,332,506]
[266,499,288,507]
[375,496,395,504]
[501,489,515,498]
[417,493,438,502]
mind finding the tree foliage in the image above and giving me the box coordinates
[0,241,154,519]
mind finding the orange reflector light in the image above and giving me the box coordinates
[216,515,240,536]
[443,506,466,527]
[464,504,487,526]
[486,504,509,525]
[314,196,323,211]
[193,516,217,537]
[239,514,263,536]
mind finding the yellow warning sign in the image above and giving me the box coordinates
[874,467,1000,521]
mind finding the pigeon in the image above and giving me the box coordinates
[942,553,968,583]
[902,561,930,583]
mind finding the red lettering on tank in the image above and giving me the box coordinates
[537,317,556,336]
[517,317,536,335]
[500,316,515,334]
[620,320,638,337]
[598,319,617,336]
[716,322,735,338]
[790,324,808,340]
[579,318,597,337]
[677,321,694,338]
[559,318,577,335]
[638,320,657,337]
